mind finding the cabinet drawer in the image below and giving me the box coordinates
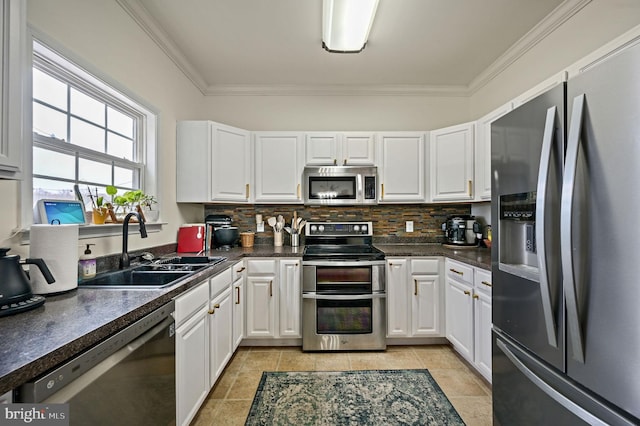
[411,258,440,274]
[232,261,245,281]
[446,259,474,285]
[475,268,492,296]
[247,259,277,275]
[210,267,232,298]
[174,280,209,328]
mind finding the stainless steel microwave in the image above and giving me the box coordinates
[303,166,378,205]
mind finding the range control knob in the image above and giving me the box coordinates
[361,224,368,233]
[310,225,318,233]
[318,225,325,232]
[353,225,360,232]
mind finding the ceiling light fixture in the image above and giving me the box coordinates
[322,0,379,53]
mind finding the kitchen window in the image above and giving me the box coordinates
[25,38,158,231]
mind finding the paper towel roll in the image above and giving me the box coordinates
[29,224,80,294]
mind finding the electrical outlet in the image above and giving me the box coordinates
[406,221,414,233]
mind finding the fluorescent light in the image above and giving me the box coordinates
[322,0,379,53]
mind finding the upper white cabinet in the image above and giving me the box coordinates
[429,122,475,202]
[378,132,426,203]
[474,103,513,201]
[0,0,26,179]
[177,121,251,203]
[254,132,304,203]
[305,132,375,166]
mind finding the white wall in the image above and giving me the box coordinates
[0,0,206,258]
[469,0,640,118]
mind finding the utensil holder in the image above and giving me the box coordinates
[290,233,299,247]
[274,231,283,247]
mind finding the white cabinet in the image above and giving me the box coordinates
[177,120,251,203]
[232,261,245,350]
[245,258,301,340]
[378,132,426,202]
[474,103,512,201]
[387,257,443,338]
[0,0,26,179]
[305,132,375,166]
[175,280,210,426]
[209,286,233,387]
[445,258,492,382]
[278,259,302,338]
[430,122,475,202]
[254,132,304,203]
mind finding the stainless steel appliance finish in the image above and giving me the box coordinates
[15,302,176,425]
[302,221,386,351]
[491,41,640,425]
[303,166,377,205]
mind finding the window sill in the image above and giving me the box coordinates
[20,222,165,244]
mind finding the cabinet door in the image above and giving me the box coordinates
[0,0,25,179]
[430,123,475,202]
[411,274,440,336]
[475,103,512,200]
[378,133,426,202]
[305,133,339,165]
[211,123,251,202]
[209,287,233,387]
[245,275,276,338]
[232,276,244,350]
[474,290,492,382]
[176,121,210,202]
[342,132,375,165]
[254,133,303,203]
[386,258,410,337]
[278,259,301,337]
[176,306,209,426]
[445,277,474,362]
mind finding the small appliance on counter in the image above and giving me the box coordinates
[177,223,206,253]
[0,248,56,317]
[205,214,239,250]
[442,215,481,248]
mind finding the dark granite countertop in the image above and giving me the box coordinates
[0,243,489,395]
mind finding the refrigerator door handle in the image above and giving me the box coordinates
[497,339,607,426]
[561,93,586,363]
[535,105,559,348]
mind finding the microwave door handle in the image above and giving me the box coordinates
[561,94,586,364]
[536,106,559,348]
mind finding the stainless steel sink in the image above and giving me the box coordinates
[78,256,226,289]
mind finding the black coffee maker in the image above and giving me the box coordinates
[442,215,481,247]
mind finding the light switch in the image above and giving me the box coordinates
[406,221,414,232]
[257,222,265,233]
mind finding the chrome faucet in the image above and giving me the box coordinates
[119,212,148,269]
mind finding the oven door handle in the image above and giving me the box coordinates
[302,260,386,267]
[302,293,386,300]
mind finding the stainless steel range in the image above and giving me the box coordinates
[302,221,386,351]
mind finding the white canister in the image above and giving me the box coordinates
[274,231,283,247]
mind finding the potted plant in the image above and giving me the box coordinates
[107,186,158,222]
[87,187,109,225]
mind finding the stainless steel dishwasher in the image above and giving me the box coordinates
[15,302,176,426]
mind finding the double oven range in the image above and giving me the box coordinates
[302,221,386,351]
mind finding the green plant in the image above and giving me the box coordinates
[110,188,157,211]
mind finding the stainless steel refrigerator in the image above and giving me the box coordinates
[491,40,640,425]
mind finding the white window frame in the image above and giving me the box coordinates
[21,30,160,239]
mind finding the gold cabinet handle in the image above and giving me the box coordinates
[381,183,384,199]
[297,183,301,199]
[333,159,337,165]
[246,183,250,199]
[236,286,240,304]
[414,279,418,296]
[269,280,273,297]
[450,268,463,276]
[463,290,471,296]
[208,303,220,314]
[473,294,479,299]
[343,159,347,165]
[236,266,246,273]
[481,281,492,287]
[468,180,472,196]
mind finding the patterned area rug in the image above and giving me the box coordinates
[245,369,465,425]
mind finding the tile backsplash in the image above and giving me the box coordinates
[204,204,471,244]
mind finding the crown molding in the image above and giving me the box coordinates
[467,0,591,94]
[119,0,591,97]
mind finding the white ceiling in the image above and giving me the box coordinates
[118,0,573,95]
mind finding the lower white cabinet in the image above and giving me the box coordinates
[245,258,301,339]
[387,257,443,338]
[445,258,492,382]
[209,286,233,387]
[175,280,210,426]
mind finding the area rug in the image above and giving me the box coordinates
[245,369,465,425]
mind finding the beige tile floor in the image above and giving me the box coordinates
[193,345,492,426]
